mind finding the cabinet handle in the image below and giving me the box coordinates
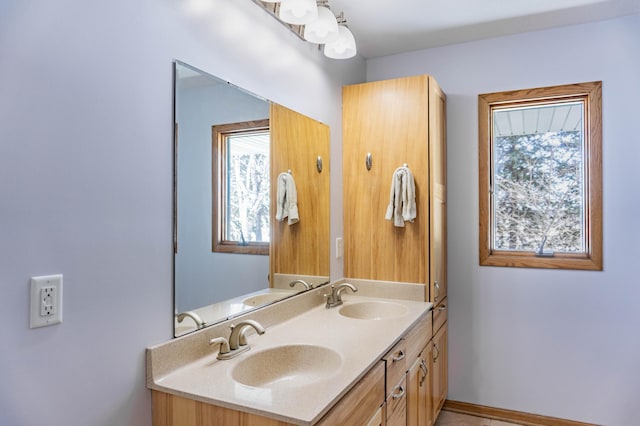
[433,344,440,362]
[419,359,428,386]
[365,152,372,171]
[392,350,405,362]
[438,304,446,311]
[434,281,440,303]
[391,385,405,400]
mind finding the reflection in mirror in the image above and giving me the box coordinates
[173,61,330,337]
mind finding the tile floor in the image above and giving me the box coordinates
[435,410,521,426]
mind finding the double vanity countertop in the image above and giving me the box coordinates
[147,281,432,425]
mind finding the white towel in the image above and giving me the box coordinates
[385,166,416,227]
[275,172,299,225]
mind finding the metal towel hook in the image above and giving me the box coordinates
[366,152,372,171]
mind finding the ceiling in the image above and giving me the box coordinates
[328,0,640,58]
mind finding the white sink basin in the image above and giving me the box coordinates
[231,345,342,388]
[339,301,409,320]
[242,291,292,307]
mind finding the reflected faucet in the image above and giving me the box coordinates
[289,279,312,290]
[176,311,205,329]
[325,283,358,308]
[210,319,266,360]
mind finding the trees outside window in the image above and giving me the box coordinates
[479,82,602,270]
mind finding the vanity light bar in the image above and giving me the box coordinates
[250,0,357,59]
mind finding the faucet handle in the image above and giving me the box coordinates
[209,337,230,356]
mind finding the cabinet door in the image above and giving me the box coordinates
[270,103,330,281]
[343,76,429,283]
[317,361,385,425]
[407,344,433,426]
[432,323,448,420]
[428,76,447,304]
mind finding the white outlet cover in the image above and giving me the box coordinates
[30,274,63,328]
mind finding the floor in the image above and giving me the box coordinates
[435,410,521,426]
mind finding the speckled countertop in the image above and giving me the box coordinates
[147,281,432,425]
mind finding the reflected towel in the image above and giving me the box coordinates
[275,172,299,225]
[385,166,416,227]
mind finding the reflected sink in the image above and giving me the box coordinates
[242,291,292,307]
[231,345,342,388]
[339,301,409,320]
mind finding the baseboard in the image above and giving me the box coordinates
[442,400,599,426]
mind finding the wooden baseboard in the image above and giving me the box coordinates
[442,400,600,426]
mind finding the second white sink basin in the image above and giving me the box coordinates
[242,291,292,307]
[338,301,409,320]
[231,344,341,388]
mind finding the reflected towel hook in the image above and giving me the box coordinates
[317,156,323,173]
[366,152,372,171]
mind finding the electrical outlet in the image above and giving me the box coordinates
[336,237,343,259]
[30,274,63,328]
[40,286,56,316]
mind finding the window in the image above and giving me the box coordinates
[479,81,602,270]
[212,119,270,255]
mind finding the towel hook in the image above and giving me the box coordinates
[287,169,292,175]
[403,163,408,168]
[366,153,372,171]
[317,156,323,173]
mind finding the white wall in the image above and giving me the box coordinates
[0,0,363,424]
[368,14,640,426]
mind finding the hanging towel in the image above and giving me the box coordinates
[385,166,416,227]
[275,172,299,225]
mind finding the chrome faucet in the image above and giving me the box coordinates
[176,311,205,329]
[289,279,312,290]
[325,283,358,308]
[210,319,266,360]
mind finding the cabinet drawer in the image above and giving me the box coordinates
[433,297,447,334]
[404,312,433,364]
[383,339,407,397]
[386,375,407,426]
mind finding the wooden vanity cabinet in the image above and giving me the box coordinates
[343,74,448,423]
[151,313,437,426]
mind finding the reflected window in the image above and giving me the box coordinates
[213,119,270,255]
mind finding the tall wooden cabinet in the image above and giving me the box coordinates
[343,75,448,423]
[342,75,446,305]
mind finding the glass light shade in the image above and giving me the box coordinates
[279,0,318,25]
[303,6,339,44]
[323,25,357,59]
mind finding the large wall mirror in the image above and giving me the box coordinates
[174,61,330,336]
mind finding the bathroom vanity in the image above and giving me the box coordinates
[147,281,441,425]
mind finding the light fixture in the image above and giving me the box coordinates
[323,14,356,59]
[303,3,339,44]
[279,0,318,25]
[252,0,357,60]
